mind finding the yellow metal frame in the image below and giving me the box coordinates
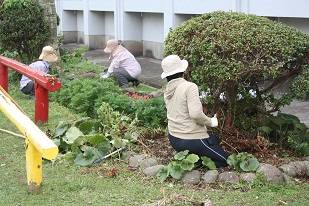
[0,86,58,194]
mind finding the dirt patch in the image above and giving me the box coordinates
[138,127,303,167]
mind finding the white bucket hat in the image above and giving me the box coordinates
[161,55,188,79]
[39,46,58,62]
[104,39,119,53]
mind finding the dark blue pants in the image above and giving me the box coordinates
[113,67,138,87]
[21,81,35,95]
[168,133,228,168]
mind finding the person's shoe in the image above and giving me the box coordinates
[133,80,140,87]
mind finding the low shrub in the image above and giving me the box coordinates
[50,78,167,128]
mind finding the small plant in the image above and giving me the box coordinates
[227,152,259,172]
[157,150,216,183]
[259,112,309,153]
[52,103,139,167]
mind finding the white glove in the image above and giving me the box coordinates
[210,114,218,127]
[101,73,110,79]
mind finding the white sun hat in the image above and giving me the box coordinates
[161,55,188,79]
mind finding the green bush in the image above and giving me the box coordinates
[164,11,309,129]
[135,97,167,128]
[51,79,167,128]
[290,68,309,100]
[0,0,50,63]
[50,79,121,117]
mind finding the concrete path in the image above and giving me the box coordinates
[61,43,308,127]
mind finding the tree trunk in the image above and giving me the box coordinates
[38,0,63,73]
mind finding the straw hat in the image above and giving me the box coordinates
[104,39,119,53]
[39,46,58,62]
[161,55,188,79]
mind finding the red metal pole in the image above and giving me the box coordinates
[0,64,8,92]
[34,83,49,123]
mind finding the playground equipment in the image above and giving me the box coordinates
[0,56,62,123]
[0,86,58,194]
[0,56,61,193]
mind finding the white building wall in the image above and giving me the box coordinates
[55,0,309,59]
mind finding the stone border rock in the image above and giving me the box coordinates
[127,153,309,185]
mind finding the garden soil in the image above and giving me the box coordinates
[61,43,309,166]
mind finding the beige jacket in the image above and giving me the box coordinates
[164,78,213,139]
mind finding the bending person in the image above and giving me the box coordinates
[20,46,58,98]
[161,54,228,168]
[101,39,141,88]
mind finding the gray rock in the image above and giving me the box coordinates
[257,163,283,184]
[202,199,213,206]
[282,173,293,185]
[240,173,256,183]
[143,165,165,176]
[305,156,309,161]
[82,73,96,79]
[305,161,309,176]
[149,90,163,98]
[124,87,135,93]
[140,158,158,169]
[181,170,201,185]
[202,170,219,184]
[218,171,240,184]
[66,74,77,79]
[121,151,136,163]
[128,154,146,168]
[279,161,308,177]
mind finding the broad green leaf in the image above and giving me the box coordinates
[74,148,96,167]
[227,154,238,166]
[78,121,95,134]
[186,154,199,163]
[52,138,60,146]
[201,156,216,170]
[89,134,106,145]
[168,162,184,180]
[53,121,70,138]
[259,126,273,134]
[180,159,195,171]
[74,135,91,146]
[63,126,84,144]
[96,139,111,153]
[174,150,189,160]
[239,158,259,172]
[93,148,105,160]
[157,166,169,183]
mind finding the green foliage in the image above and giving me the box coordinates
[157,150,216,183]
[50,79,121,117]
[227,152,259,172]
[290,68,309,100]
[0,0,50,63]
[164,11,309,128]
[135,97,167,128]
[259,112,309,155]
[51,78,167,128]
[52,103,139,167]
[97,102,139,146]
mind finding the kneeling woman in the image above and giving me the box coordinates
[161,55,228,168]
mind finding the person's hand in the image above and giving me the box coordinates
[101,73,110,79]
[210,113,218,127]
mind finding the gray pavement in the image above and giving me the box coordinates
[61,43,308,127]
[62,43,165,88]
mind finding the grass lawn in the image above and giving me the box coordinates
[0,57,308,205]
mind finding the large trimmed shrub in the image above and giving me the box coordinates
[164,11,309,130]
[0,0,50,63]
